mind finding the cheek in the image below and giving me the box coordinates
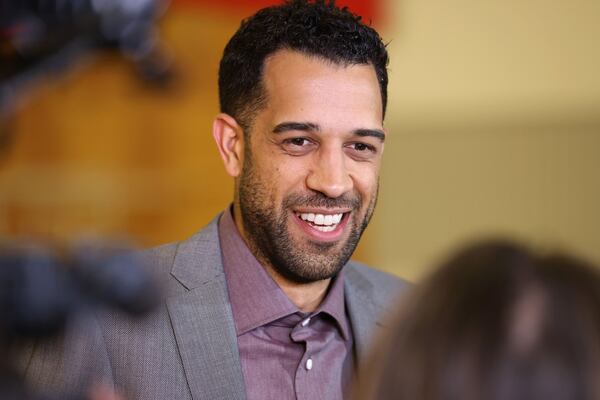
[351,164,380,196]
[276,163,309,195]
[269,154,312,185]
[253,158,308,203]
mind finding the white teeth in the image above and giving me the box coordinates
[298,212,344,227]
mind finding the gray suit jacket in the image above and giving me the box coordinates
[23,217,408,400]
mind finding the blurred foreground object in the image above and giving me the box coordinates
[0,241,160,400]
[0,0,173,118]
[358,240,600,400]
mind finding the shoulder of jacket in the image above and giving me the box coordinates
[345,260,411,307]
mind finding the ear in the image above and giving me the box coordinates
[212,113,245,177]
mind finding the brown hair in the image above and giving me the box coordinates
[357,240,600,400]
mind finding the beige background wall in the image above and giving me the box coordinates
[364,0,600,280]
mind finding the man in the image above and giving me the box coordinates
[24,1,407,399]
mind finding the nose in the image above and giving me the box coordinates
[306,146,353,198]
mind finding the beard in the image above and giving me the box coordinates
[237,158,378,284]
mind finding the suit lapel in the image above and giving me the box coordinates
[167,218,246,400]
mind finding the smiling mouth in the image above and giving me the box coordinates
[294,212,347,232]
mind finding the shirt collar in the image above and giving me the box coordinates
[218,206,350,340]
[316,265,350,340]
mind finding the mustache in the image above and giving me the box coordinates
[283,192,361,210]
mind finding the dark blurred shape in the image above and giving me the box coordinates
[357,240,600,400]
[0,0,173,117]
[0,242,160,339]
[70,242,160,316]
[0,246,72,339]
[0,241,160,400]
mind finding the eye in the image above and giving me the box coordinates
[352,142,371,152]
[348,142,376,153]
[281,137,316,155]
[289,137,310,147]
[345,141,379,160]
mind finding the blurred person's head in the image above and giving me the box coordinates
[358,240,600,400]
[213,1,389,286]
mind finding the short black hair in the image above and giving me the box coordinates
[218,0,389,132]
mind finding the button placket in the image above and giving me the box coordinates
[292,312,317,400]
[298,316,313,371]
[303,335,314,373]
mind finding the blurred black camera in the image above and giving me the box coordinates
[0,241,161,400]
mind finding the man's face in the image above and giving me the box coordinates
[236,50,385,283]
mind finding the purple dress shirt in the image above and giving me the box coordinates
[218,209,355,400]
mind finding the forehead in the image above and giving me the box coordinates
[259,50,383,127]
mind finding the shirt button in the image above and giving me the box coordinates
[301,317,311,327]
[306,358,313,371]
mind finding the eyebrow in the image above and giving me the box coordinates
[272,122,320,133]
[354,128,386,142]
[272,122,385,142]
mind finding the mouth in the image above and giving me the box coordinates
[293,210,351,241]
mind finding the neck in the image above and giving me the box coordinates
[232,204,332,312]
[266,266,331,312]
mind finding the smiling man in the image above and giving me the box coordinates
[215,49,387,308]
[206,2,407,398]
[23,1,408,399]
